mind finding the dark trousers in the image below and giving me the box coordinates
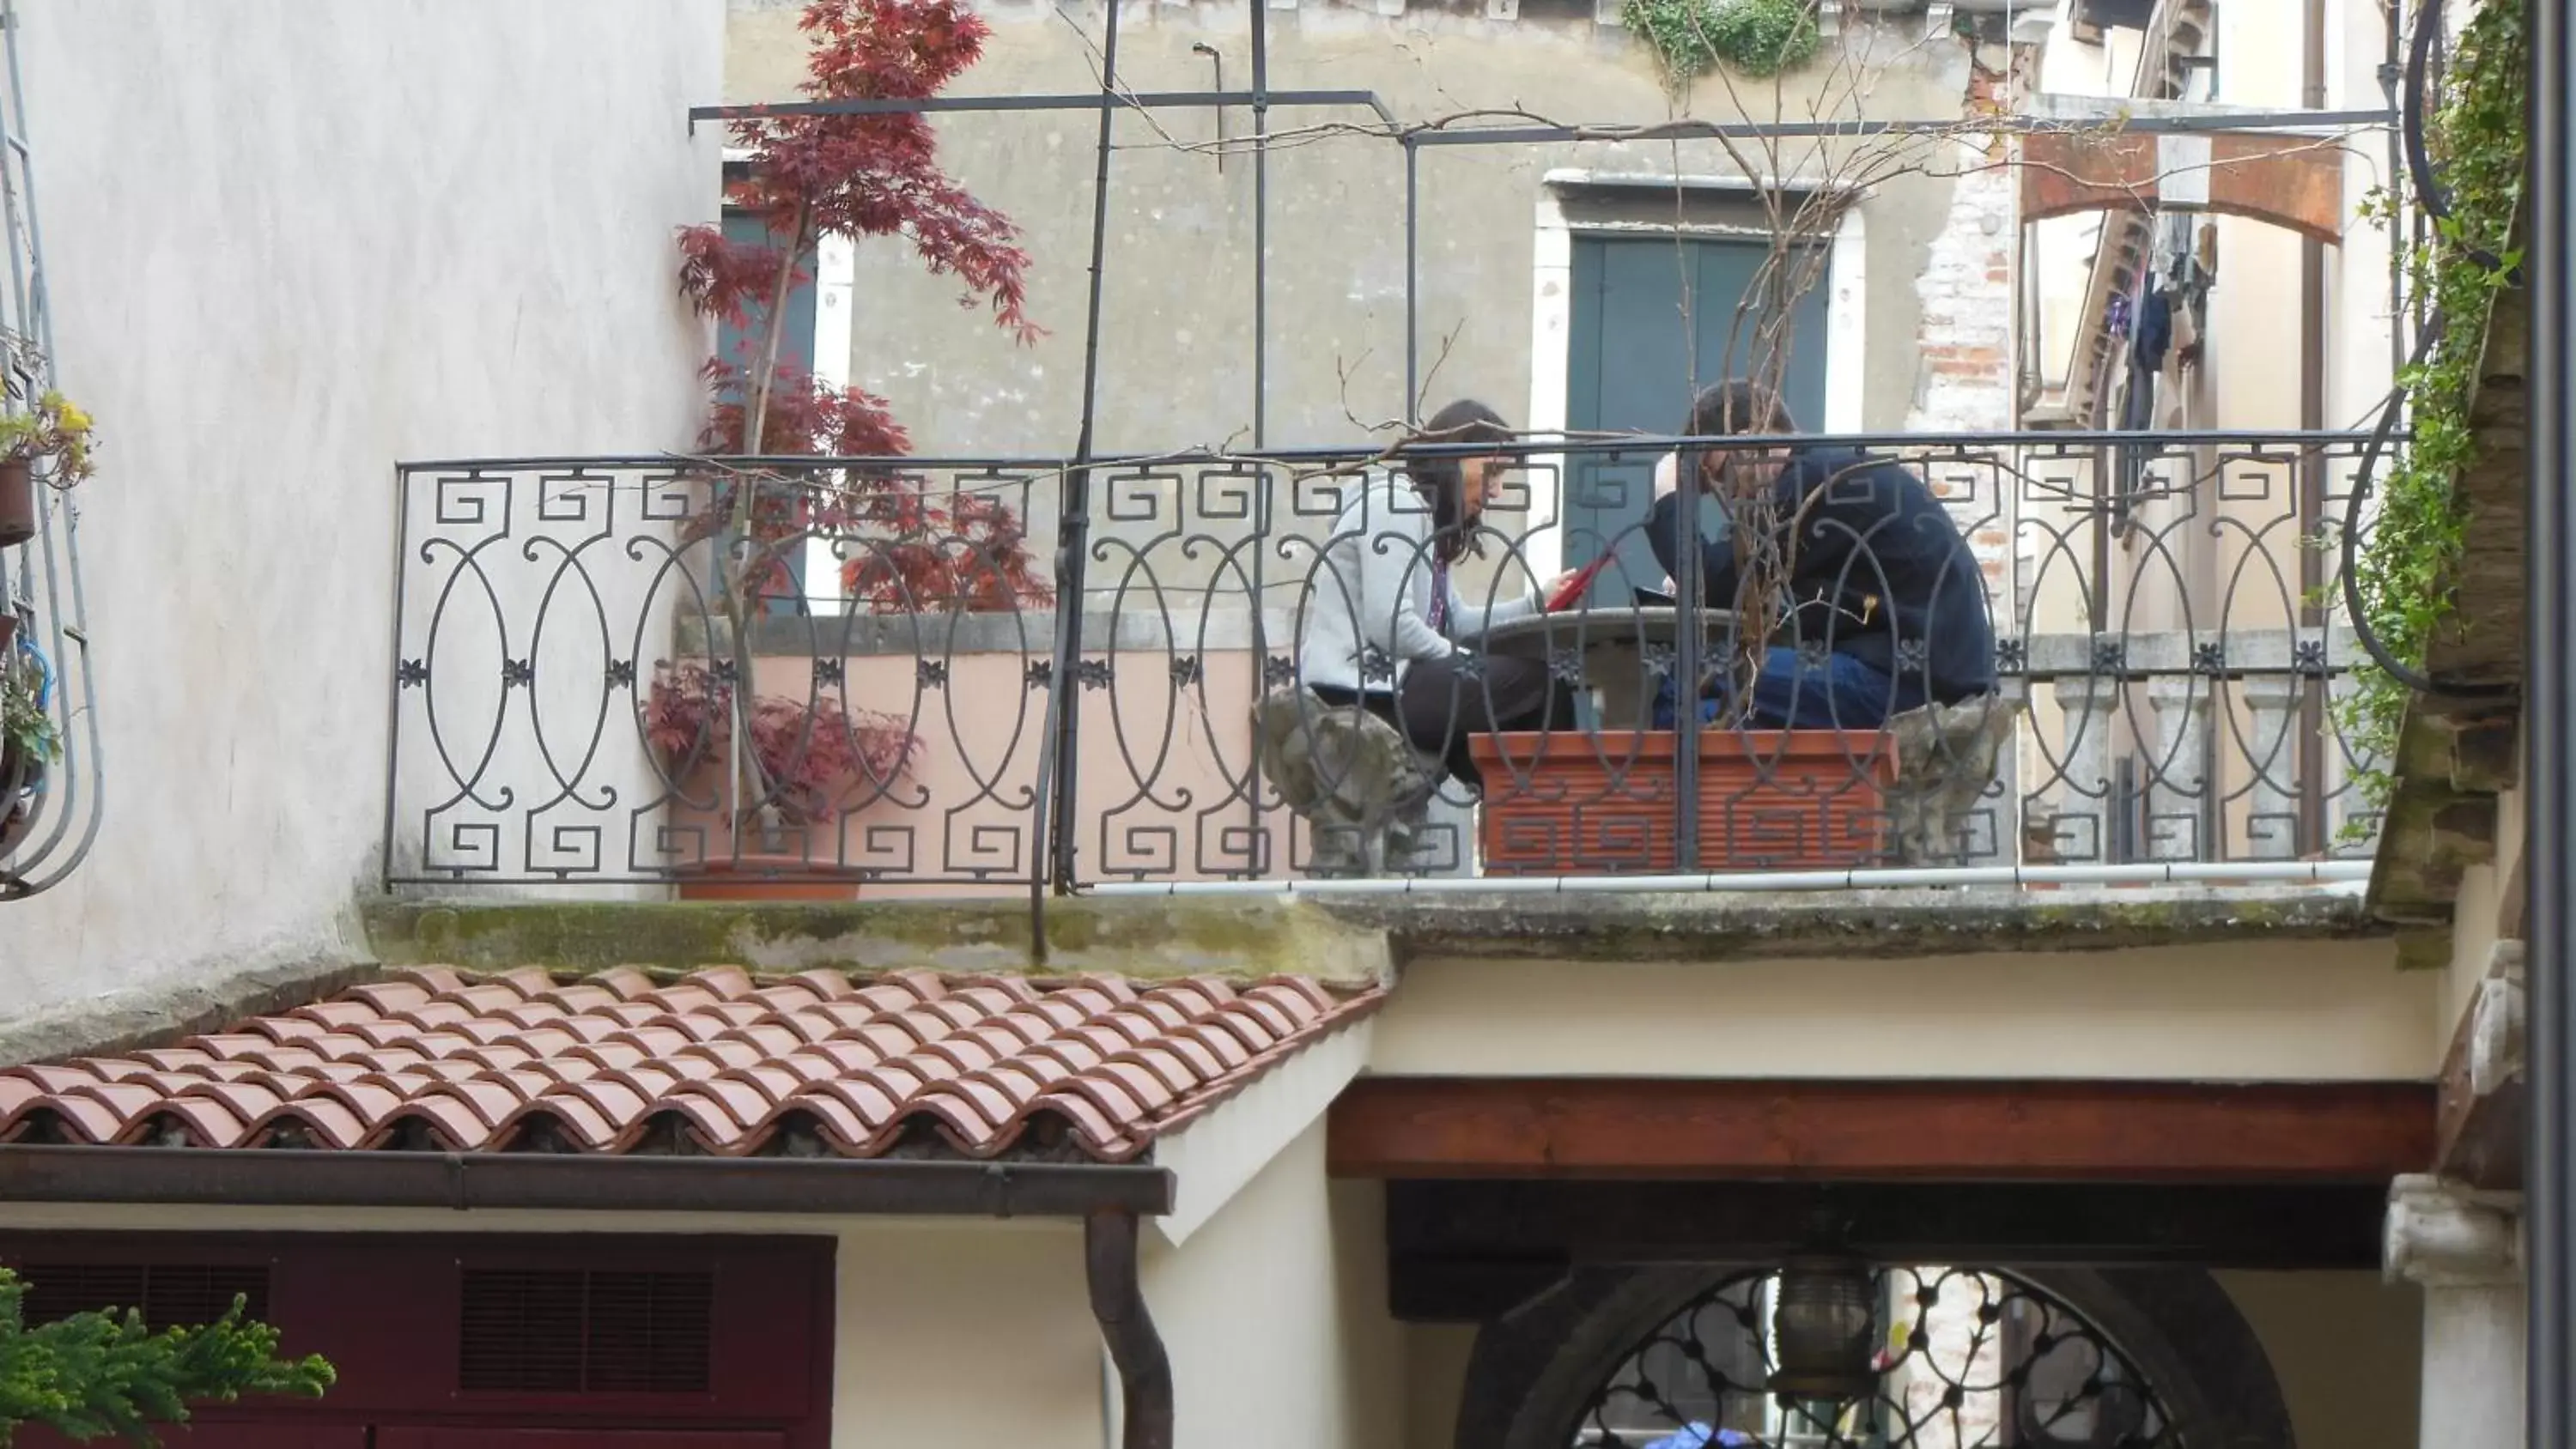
[1650,646,1926,730]
[1315,652,1572,790]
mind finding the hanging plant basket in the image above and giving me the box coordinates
[0,458,32,548]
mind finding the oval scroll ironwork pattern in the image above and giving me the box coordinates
[1574,1266,2176,1449]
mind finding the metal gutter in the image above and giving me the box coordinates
[1087,859,2373,898]
[683,94,2385,139]
[0,1145,1174,1218]
[1406,108,2395,147]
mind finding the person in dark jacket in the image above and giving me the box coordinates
[1645,380,1996,729]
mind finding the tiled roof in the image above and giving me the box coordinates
[0,967,1382,1163]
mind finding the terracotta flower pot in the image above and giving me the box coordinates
[661,758,869,900]
[0,736,43,858]
[674,852,866,902]
[1469,728,1898,875]
[0,458,33,548]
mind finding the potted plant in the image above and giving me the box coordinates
[0,391,97,548]
[649,0,1052,896]
[644,662,920,900]
[0,638,57,858]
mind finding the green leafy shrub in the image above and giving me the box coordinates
[2334,0,2523,811]
[1621,0,1820,85]
[0,1269,334,1446]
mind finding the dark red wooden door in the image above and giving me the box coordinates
[380,1433,788,1447]
[0,1234,831,1449]
[15,1426,365,1448]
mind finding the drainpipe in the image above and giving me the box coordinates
[1085,1209,1175,1449]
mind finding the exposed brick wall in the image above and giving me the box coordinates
[1906,137,2017,621]
[1903,56,2024,862]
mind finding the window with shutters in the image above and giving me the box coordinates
[0,1233,828,1449]
[15,1261,270,1327]
[459,1269,716,1396]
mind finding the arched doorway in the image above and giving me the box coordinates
[1455,1264,2296,1449]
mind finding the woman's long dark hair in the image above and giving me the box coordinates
[1400,397,1510,565]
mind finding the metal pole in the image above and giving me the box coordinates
[1189,45,1224,172]
[1404,136,1420,421]
[1243,0,1274,877]
[380,465,414,890]
[1036,0,1127,906]
[2383,0,2406,386]
[1674,449,1702,871]
[1251,0,1269,448]
[2294,0,2329,857]
[2527,0,2572,1445]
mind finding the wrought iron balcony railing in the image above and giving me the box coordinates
[384,429,2384,895]
[0,0,95,903]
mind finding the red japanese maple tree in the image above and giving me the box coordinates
[676,0,1051,615]
[654,0,1053,842]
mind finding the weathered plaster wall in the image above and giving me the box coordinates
[2,3,720,1037]
[1143,1121,1409,1447]
[725,0,1972,461]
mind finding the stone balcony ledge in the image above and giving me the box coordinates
[360,884,2384,980]
[0,887,2390,1072]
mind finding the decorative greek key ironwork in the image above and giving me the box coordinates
[384,433,2384,888]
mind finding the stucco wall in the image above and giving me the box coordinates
[1144,1120,1409,1447]
[1405,1322,1479,1448]
[2220,1270,2424,1449]
[3,2,720,1025]
[836,1221,1103,1446]
[1367,934,2439,1079]
[724,0,1972,460]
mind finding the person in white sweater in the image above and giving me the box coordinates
[1295,398,1581,789]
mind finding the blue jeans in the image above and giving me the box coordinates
[1651,647,1919,730]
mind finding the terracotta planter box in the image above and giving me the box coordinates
[1468,729,1897,874]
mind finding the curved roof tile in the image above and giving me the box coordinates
[0,967,1381,1164]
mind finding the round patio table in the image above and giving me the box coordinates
[1479,605,1741,729]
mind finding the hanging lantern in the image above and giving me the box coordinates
[1768,1252,1879,1400]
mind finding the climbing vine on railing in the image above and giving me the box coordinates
[2337,0,2523,804]
[1623,0,1820,87]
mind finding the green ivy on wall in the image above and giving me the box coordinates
[2336,0,2524,810]
[1621,0,1821,87]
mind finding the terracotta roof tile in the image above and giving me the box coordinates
[0,968,1381,1163]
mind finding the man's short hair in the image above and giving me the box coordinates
[1684,380,1797,438]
